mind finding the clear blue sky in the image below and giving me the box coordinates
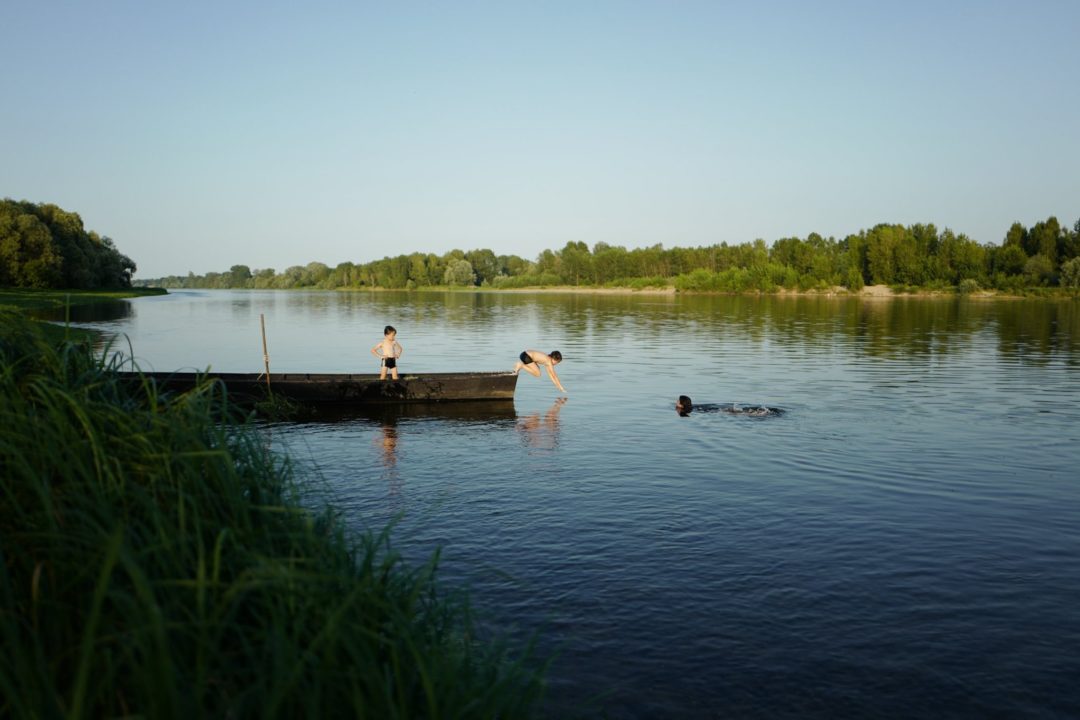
[3,1,1078,278]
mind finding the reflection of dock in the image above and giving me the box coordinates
[292,400,518,424]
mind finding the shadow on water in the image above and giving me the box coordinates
[31,300,134,323]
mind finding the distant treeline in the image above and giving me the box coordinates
[139,217,1080,293]
[1,199,136,289]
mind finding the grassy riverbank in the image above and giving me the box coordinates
[0,314,544,718]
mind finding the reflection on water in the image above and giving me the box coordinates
[58,290,1080,719]
[377,423,401,500]
[283,401,517,424]
[379,423,398,468]
[516,397,566,452]
[66,291,1080,373]
[32,299,134,324]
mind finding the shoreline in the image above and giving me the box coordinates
[125,283,1077,300]
[437,284,1044,300]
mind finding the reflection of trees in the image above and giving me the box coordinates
[844,298,981,360]
[374,291,1080,364]
[995,300,1080,365]
[156,289,1080,370]
[501,293,1078,364]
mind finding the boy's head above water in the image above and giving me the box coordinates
[384,325,396,337]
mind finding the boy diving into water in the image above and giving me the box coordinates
[513,349,566,394]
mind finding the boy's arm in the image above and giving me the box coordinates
[546,365,567,393]
[371,343,382,357]
[394,341,403,358]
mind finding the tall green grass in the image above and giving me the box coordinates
[0,312,544,719]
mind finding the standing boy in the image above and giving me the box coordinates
[372,325,404,380]
[513,349,566,394]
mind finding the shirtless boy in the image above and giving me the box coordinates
[513,349,566,393]
[371,325,403,380]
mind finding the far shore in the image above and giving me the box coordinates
[405,284,1045,300]
[122,283,1077,300]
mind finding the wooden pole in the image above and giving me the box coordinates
[260,313,271,391]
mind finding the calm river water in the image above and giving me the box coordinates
[61,289,1080,718]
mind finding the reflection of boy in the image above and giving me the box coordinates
[513,349,566,393]
[371,325,403,380]
[517,397,567,450]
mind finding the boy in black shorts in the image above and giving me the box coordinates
[513,349,566,393]
[371,325,404,380]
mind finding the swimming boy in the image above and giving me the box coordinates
[513,349,567,394]
[371,325,403,380]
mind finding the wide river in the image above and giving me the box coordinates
[60,289,1080,718]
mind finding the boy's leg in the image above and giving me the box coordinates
[521,363,541,378]
[380,362,387,380]
[391,367,399,380]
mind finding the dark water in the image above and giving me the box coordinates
[70,290,1080,718]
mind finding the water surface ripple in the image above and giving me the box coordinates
[77,291,1080,718]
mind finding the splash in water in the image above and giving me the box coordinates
[676,395,783,418]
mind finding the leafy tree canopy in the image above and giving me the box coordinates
[137,215,1080,293]
[1,199,136,289]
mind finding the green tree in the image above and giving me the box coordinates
[253,268,277,288]
[302,262,330,287]
[443,259,476,286]
[770,236,813,275]
[992,243,1027,276]
[1,199,135,289]
[841,232,869,286]
[1004,222,1028,253]
[535,249,558,276]
[229,264,253,287]
[1056,218,1080,265]
[593,243,631,283]
[558,241,592,284]
[893,229,922,284]
[465,249,500,285]
[934,230,986,284]
[95,236,136,287]
[1059,257,1080,288]
[406,254,433,286]
[500,253,531,278]
[865,224,905,284]
[0,209,63,288]
[277,266,305,288]
[1023,254,1055,286]
[1028,217,1061,267]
